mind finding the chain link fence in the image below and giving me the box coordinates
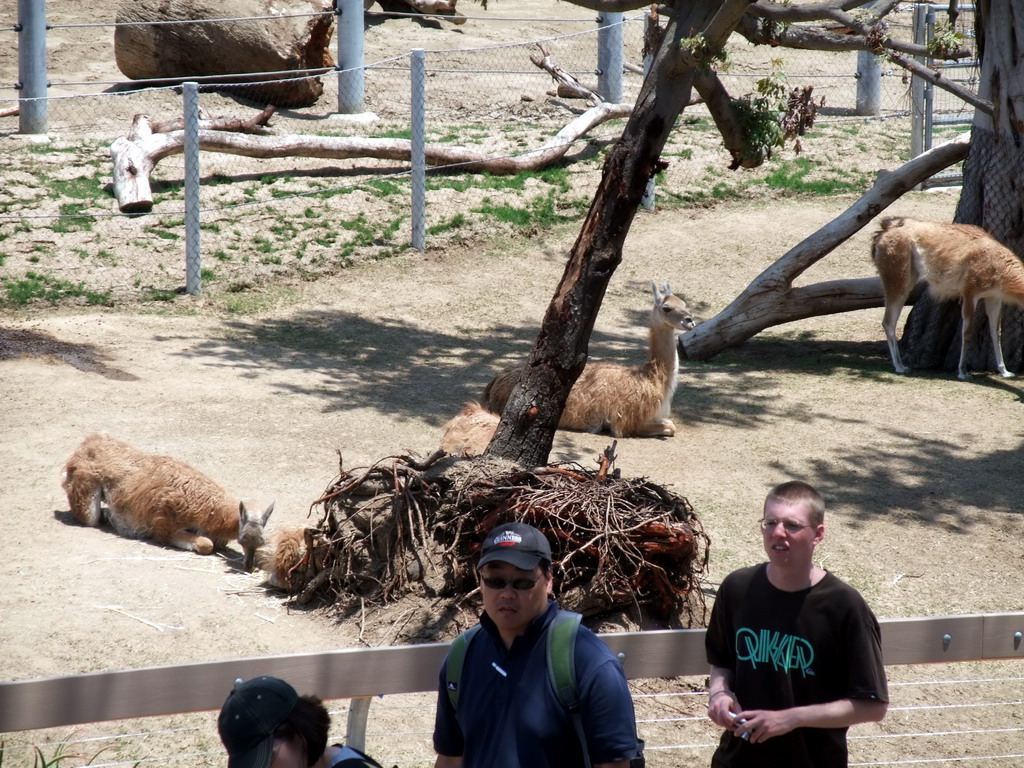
[0,4,973,304]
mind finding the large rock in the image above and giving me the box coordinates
[114,0,335,108]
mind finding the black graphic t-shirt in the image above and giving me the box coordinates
[705,564,888,768]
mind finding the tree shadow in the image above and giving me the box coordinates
[0,327,139,381]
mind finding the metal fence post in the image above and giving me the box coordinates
[411,49,426,253]
[596,12,623,103]
[17,0,48,136]
[640,10,656,212]
[910,4,928,159]
[336,0,365,114]
[183,82,202,296]
[855,50,881,116]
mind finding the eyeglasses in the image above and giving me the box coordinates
[480,576,539,591]
[760,519,813,534]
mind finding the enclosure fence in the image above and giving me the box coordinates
[0,3,979,303]
[1,613,1022,767]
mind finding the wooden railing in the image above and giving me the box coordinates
[1,612,1021,734]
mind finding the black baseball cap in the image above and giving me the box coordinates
[477,522,552,571]
[217,676,298,768]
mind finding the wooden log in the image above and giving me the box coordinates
[109,102,633,213]
[114,0,334,108]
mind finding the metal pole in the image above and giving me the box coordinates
[183,82,202,296]
[855,50,881,116]
[596,12,623,103]
[410,49,426,253]
[336,0,365,114]
[17,0,48,135]
[910,4,927,159]
[640,10,656,212]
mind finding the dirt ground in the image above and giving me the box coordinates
[2,2,1023,767]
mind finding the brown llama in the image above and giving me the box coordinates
[481,282,695,438]
[438,401,501,457]
[61,434,273,570]
[871,217,1024,379]
[257,526,311,592]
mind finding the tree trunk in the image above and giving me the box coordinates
[114,0,334,108]
[901,1,1024,374]
[484,0,754,467]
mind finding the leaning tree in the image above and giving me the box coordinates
[486,0,1004,467]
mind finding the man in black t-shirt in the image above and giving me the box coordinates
[705,481,888,768]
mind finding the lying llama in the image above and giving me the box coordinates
[871,217,1024,379]
[438,401,501,457]
[61,434,274,570]
[481,282,695,438]
[257,526,311,592]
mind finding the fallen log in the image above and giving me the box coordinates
[114,0,334,108]
[109,102,633,213]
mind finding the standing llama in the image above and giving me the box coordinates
[480,282,695,439]
[61,434,274,570]
[871,217,1024,379]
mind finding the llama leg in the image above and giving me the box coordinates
[881,298,909,374]
[958,296,979,380]
[168,531,216,555]
[639,419,676,437]
[983,298,1013,377]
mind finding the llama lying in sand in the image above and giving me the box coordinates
[61,434,273,570]
[480,282,695,439]
[871,217,1024,379]
[439,401,501,457]
[257,526,311,592]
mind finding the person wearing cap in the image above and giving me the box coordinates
[705,481,888,768]
[217,676,385,768]
[432,521,640,768]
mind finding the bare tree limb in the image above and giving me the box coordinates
[679,134,971,360]
[109,102,633,213]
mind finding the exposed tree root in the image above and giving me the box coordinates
[289,448,710,634]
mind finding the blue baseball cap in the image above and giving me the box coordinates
[477,522,552,571]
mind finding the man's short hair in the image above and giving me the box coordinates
[766,480,825,526]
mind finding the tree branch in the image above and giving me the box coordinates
[679,134,971,360]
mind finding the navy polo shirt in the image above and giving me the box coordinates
[433,600,639,768]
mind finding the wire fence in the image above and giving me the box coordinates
[0,3,979,304]
[2,665,1021,767]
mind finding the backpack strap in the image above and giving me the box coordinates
[546,611,588,768]
[445,624,482,711]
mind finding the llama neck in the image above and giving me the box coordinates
[648,319,680,396]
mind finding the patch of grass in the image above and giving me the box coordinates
[1,271,112,307]
[428,166,572,195]
[428,213,466,235]
[473,190,582,229]
[141,286,178,303]
[50,203,96,233]
[761,157,865,195]
[213,250,232,261]
[366,179,405,197]
[0,252,7,266]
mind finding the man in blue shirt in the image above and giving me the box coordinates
[432,521,640,768]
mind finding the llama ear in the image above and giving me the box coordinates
[238,501,248,525]
[260,502,275,527]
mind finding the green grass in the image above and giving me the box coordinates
[761,157,866,195]
[1,271,112,307]
[49,203,96,233]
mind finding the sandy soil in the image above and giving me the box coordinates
[1,2,1022,767]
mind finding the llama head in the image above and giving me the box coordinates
[238,501,275,572]
[651,281,696,332]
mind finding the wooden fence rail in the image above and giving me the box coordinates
[2,612,1021,734]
